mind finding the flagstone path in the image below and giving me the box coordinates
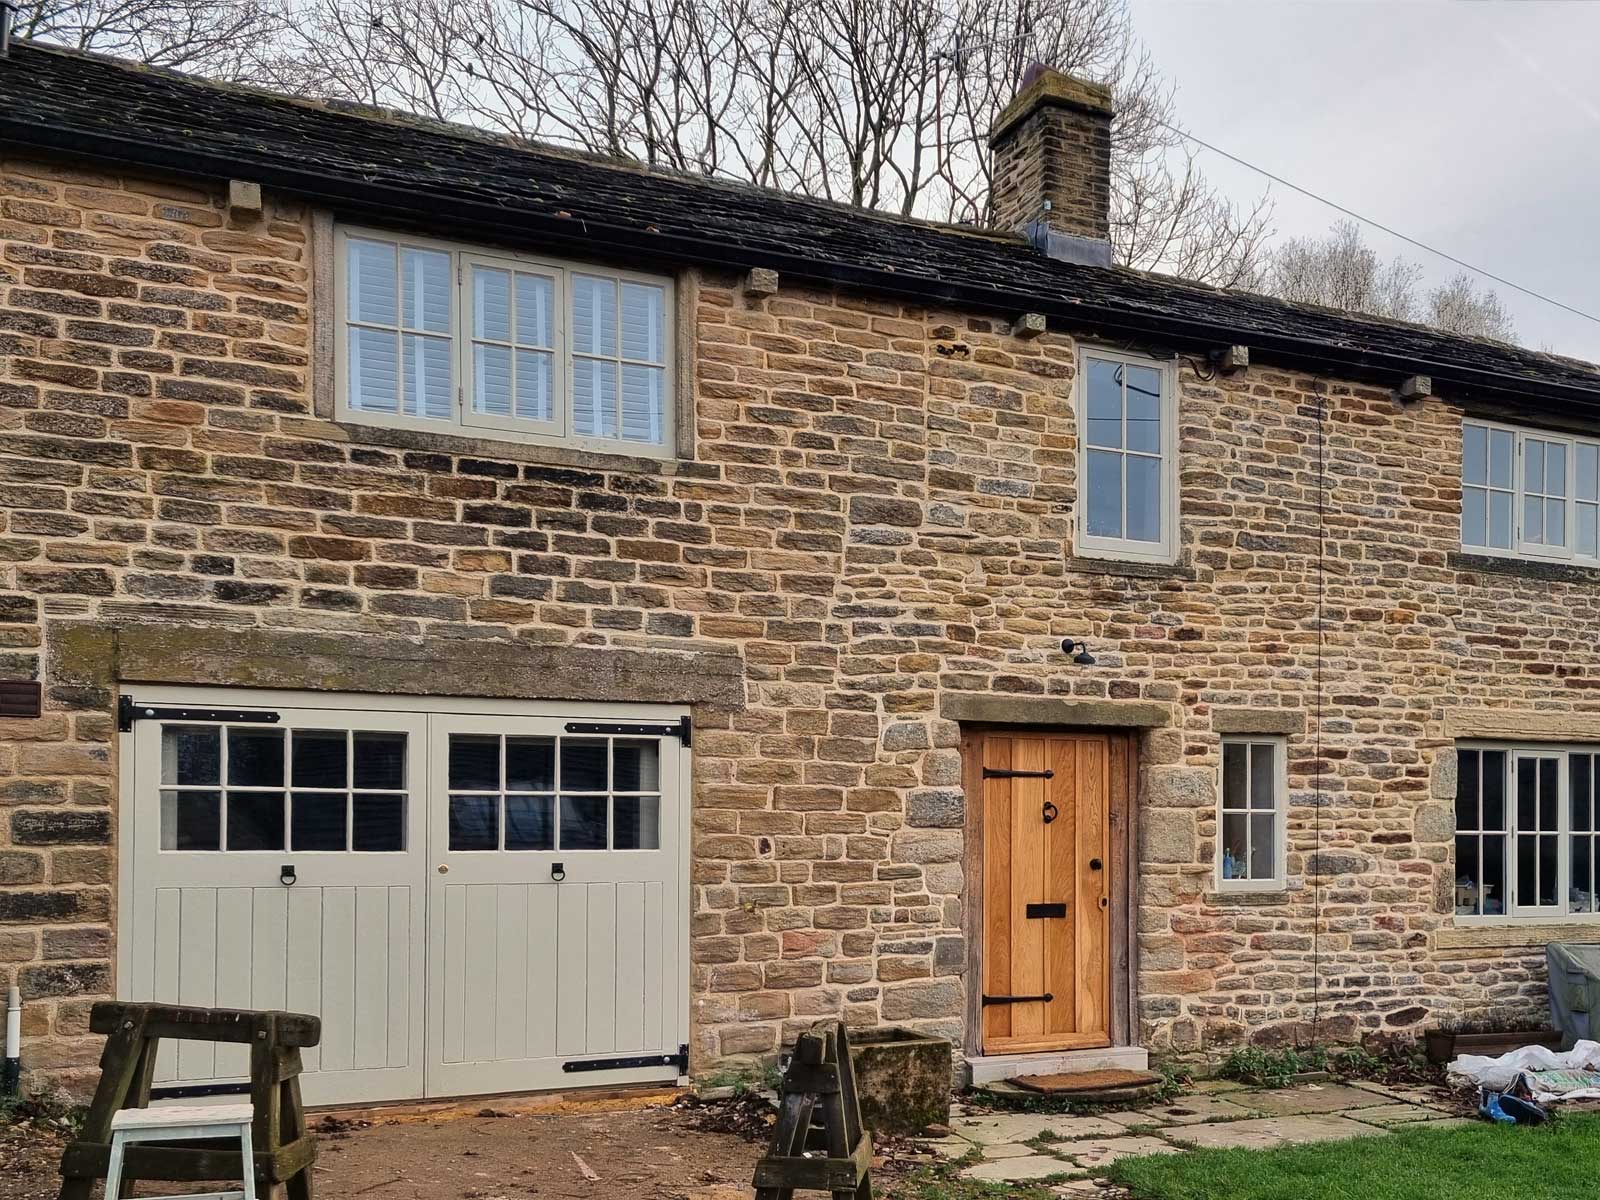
[930,1079,1468,1192]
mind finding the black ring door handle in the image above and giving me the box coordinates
[551,862,566,882]
[279,864,296,886]
[1042,801,1059,825]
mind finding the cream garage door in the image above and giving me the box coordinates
[122,690,689,1105]
[426,715,688,1095]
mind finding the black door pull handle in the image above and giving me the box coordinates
[1042,801,1059,824]
[551,861,566,881]
[280,864,296,886]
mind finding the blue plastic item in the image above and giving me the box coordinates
[1479,1090,1515,1124]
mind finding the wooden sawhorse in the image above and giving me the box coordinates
[58,1001,321,1200]
[752,1020,873,1199]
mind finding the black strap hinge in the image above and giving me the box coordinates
[983,767,1054,780]
[118,695,281,732]
[982,992,1054,1006]
[563,715,691,746]
[563,1043,688,1074]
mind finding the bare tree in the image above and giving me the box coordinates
[21,0,1271,286]
[1262,221,1518,343]
[1264,220,1421,321]
[259,0,1271,286]
[12,0,283,80]
[1426,272,1517,342]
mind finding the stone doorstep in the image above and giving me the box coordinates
[965,1045,1150,1086]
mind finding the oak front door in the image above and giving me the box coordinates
[979,732,1112,1053]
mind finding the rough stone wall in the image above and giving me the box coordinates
[0,153,1593,1092]
[989,88,1113,240]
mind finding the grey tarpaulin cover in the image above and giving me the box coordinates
[1547,943,1600,1046]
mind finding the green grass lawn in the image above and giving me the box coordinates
[1108,1114,1600,1200]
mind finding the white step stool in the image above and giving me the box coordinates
[104,1103,257,1200]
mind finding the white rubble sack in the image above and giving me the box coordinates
[1448,1039,1600,1101]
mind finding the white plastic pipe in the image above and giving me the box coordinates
[2,986,19,1096]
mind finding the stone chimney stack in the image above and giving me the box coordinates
[988,63,1114,267]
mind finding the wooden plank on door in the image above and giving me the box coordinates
[526,886,558,1060]
[1008,737,1046,1040]
[353,886,389,1069]
[442,884,467,1064]
[493,885,530,1063]
[981,735,1012,1044]
[555,884,589,1055]
[463,884,498,1064]
[286,886,323,1075]
[1077,739,1109,1040]
[152,888,181,1083]
[614,882,646,1053]
[386,886,412,1069]
[586,884,618,1053]
[176,888,217,1080]
[1044,738,1078,1039]
[214,888,254,1079]
[320,886,356,1073]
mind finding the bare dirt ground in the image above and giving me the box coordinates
[3,1090,932,1200]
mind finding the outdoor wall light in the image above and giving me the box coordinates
[1060,639,1097,666]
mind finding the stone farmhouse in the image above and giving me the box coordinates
[2,42,1599,1105]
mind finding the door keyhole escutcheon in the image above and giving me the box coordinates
[1041,801,1059,825]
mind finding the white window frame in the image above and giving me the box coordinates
[1461,418,1600,566]
[333,225,677,459]
[1215,736,1287,893]
[1075,347,1180,564]
[1455,742,1600,924]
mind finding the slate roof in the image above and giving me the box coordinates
[3,40,1599,416]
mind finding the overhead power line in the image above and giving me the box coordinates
[1157,118,1600,329]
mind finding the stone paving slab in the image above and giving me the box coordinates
[1347,1080,1454,1105]
[952,1113,1128,1145]
[1342,1102,1457,1127]
[1164,1113,1385,1150]
[962,1154,1084,1183]
[1058,1135,1183,1169]
[1243,1084,1392,1115]
[925,1137,975,1161]
[1127,1095,1265,1125]
[1189,1078,1252,1094]
[1053,1180,1119,1197]
[981,1142,1036,1159]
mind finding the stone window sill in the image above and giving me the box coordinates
[317,418,695,476]
[1204,889,1292,906]
[1065,556,1198,582]
[1436,922,1600,949]
[1450,551,1600,586]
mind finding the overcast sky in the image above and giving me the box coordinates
[1127,0,1600,363]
